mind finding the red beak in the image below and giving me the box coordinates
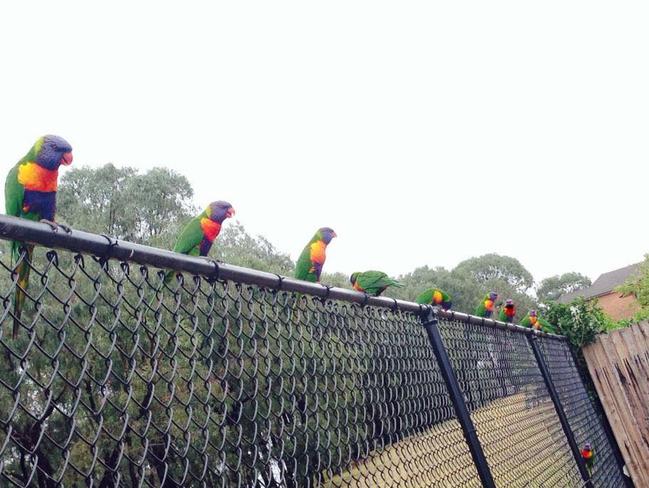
[60,152,73,166]
[226,207,235,218]
[332,231,337,238]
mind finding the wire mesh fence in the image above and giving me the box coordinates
[538,336,626,488]
[0,217,627,487]
[438,319,585,487]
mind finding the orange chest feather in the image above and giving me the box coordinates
[353,282,363,292]
[18,162,59,192]
[200,218,222,241]
[310,240,326,264]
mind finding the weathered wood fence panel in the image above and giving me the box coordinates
[583,321,649,487]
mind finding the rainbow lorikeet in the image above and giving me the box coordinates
[5,135,73,338]
[166,201,234,280]
[350,271,403,297]
[415,288,452,310]
[498,299,516,323]
[475,292,498,318]
[294,227,337,282]
[520,310,555,333]
[581,442,594,476]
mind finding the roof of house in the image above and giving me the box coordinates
[557,262,642,303]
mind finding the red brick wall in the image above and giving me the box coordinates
[595,292,640,321]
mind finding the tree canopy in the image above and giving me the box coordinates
[58,164,195,242]
[453,253,534,294]
[616,254,649,322]
[537,272,592,303]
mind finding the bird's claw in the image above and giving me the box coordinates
[199,257,222,265]
[198,256,223,263]
[39,220,72,234]
[40,219,60,232]
[199,257,222,281]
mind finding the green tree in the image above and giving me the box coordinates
[58,164,195,243]
[391,265,481,313]
[453,253,534,294]
[452,254,537,321]
[537,272,591,303]
[615,254,649,323]
[617,254,649,308]
[123,167,195,241]
[320,271,350,289]
[214,222,294,275]
[57,163,137,236]
[544,298,616,348]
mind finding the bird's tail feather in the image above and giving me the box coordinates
[13,244,33,339]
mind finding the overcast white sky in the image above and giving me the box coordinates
[1,1,648,285]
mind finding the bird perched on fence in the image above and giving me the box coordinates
[350,271,403,297]
[475,292,498,318]
[166,201,235,281]
[581,442,594,476]
[415,288,452,310]
[520,309,555,333]
[498,299,516,323]
[295,227,337,283]
[5,135,73,338]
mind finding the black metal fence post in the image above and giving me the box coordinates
[529,334,594,488]
[420,307,497,488]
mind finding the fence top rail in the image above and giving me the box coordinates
[0,214,565,340]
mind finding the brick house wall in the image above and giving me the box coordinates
[559,263,642,321]
[595,292,640,321]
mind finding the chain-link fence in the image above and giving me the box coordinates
[0,216,627,487]
[538,337,626,488]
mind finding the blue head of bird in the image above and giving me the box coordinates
[318,227,337,244]
[36,135,73,170]
[207,201,235,223]
[489,291,498,302]
[349,272,359,285]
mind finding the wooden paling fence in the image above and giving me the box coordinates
[583,321,649,487]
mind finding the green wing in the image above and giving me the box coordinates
[416,289,451,306]
[173,217,204,255]
[520,316,532,327]
[5,164,29,262]
[415,289,434,304]
[295,244,316,282]
[5,165,24,219]
[295,231,322,282]
[539,318,556,333]
[357,271,403,295]
[474,294,492,317]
